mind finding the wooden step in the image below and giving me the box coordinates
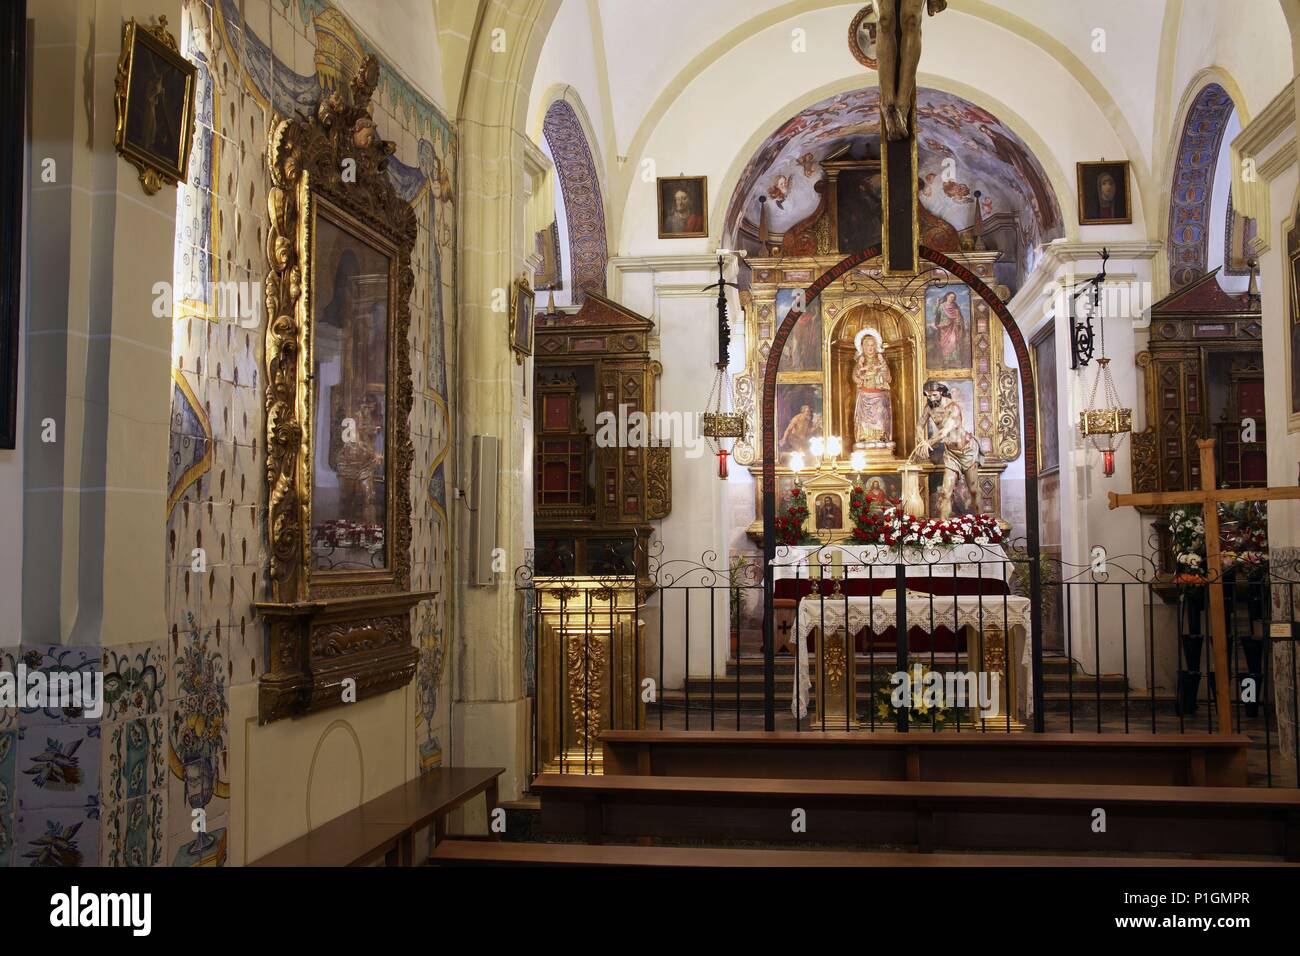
[599,730,1249,787]
[428,838,1284,867]
[533,773,1300,860]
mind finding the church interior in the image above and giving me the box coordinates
[6,0,1300,896]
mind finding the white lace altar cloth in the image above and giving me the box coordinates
[792,593,1032,719]
[772,543,1014,585]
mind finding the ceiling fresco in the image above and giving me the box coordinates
[725,87,1065,282]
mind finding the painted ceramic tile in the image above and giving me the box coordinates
[17,723,101,810]
[169,810,228,867]
[102,642,167,722]
[16,646,101,724]
[102,715,166,806]
[102,792,164,867]
[15,800,99,867]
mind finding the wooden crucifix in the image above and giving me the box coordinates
[1109,437,1300,734]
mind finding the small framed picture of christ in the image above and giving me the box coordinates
[1077,161,1132,225]
[657,176,709,239]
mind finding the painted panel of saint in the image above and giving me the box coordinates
[1033,329,1059,472]
[924,284,973,370]
[312,212,392,571]
[814,493,844,530]
[775,383,823,457]
[859,474,901,507]
[836,167,883,254]
[776,290,823,373]
[1292,249,1300,417]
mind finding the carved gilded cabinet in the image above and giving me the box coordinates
[256,58,432,723]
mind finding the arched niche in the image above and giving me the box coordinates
[825,302,919,457]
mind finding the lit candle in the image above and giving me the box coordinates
[850,450,867,473]
[809,436,825,459]
[827,435,843,458]
[789,451,806,474]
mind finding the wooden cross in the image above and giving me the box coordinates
[1109,437,1300,733]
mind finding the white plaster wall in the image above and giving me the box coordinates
[612,258,730,686]
[1208,111,1250,293]
[620,6,1143,255]
[529,0,614,166]
[1170,0,1292,122]
[335,0,448,113]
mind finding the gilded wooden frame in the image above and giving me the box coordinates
[656,175,709,239]
[256,57,428,723]
[1076,160,1132,226]
[511,274,535,362]
[113,16,197,196]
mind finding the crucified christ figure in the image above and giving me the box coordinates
[876,0,947,141]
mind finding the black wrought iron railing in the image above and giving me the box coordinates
[515,541,1300,787]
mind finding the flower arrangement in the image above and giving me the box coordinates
[774,486,814,546]
[1169,499,1269,584]
[874,666,956,726]
[1168,505,1207,584]
[848,483,1004,550]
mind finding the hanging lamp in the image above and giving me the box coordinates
[1078,311,1131,477]
[701,256,746,478]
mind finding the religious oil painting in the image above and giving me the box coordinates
[1032,325,1059,472]
[776,289,823,373]
[859,473,901,507]
[511,276,535,359]
[775,383,823,457]
[924,284,973,370]
[1291,243,1300,422]
[657,176,708,239]
[114,18,196,195]
[1077,160,1132,225]
[312,210,393,572]
[836,167,884,254]
[814,493,845,530]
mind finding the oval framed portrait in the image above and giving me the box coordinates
[848,3,880,70]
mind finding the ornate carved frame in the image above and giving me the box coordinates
[256,57,431,724]
[113,17,197,196]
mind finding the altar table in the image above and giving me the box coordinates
[792,592,1032,721]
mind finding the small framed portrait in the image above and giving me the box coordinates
[114,17,197,195]
[657,176,709,239]
[1076,161,1131,225]
[510,275,535,361]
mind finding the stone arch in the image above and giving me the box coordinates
[542,99,609,301]
[1166,82,1239,289]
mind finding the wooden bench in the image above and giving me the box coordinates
[600,730,1249,787]
[250,767,504,867]
[534,773,1300,861]
[429,839,1285,867]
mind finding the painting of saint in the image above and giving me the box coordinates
[313,212,393,571]
[775,383,823,456]
[815,493,844,530]
[1077,161,1132,225]
[925,285,972,370]
[837,167,883,253]
[860,474,900,506]
[777,290,823,372]
[657,176,708,239]
[1292,247,1300,418]
[852,328,893,447]
[1032,327,1059,472]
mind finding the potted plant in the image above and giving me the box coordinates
[727,555,754,657]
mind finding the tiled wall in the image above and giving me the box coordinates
[8,0,456,868]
